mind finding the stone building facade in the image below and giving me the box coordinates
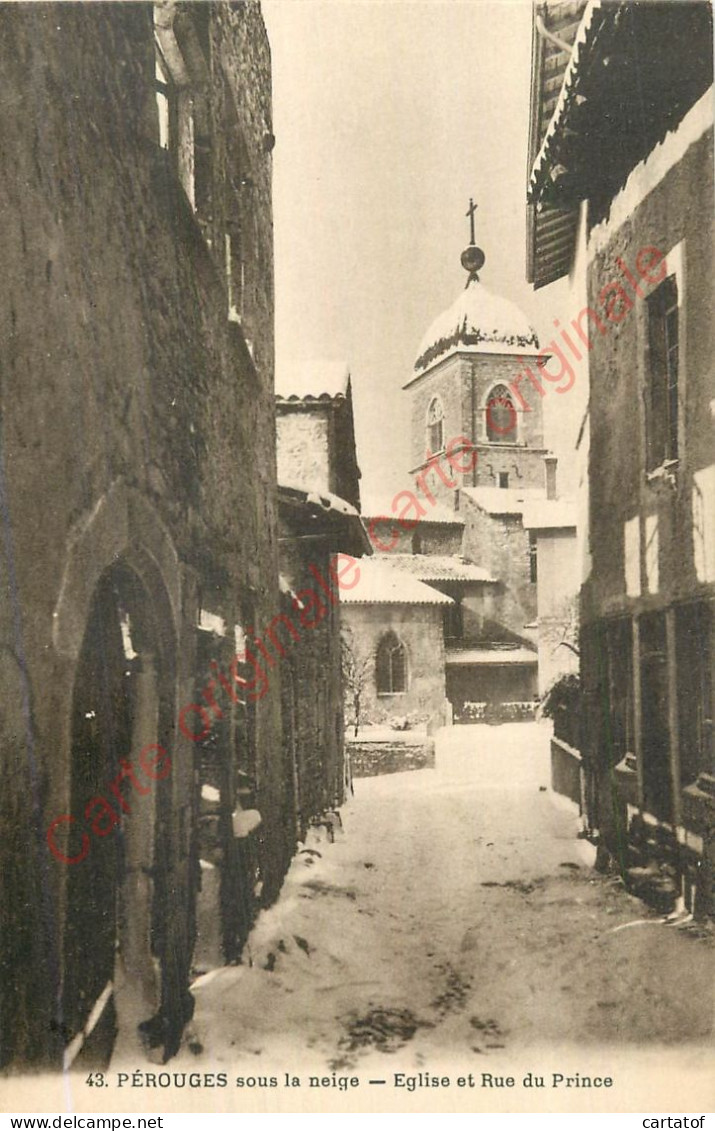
[276,360,362,510]
[405,290,548,494]
[0,1,285,1069]
[382,249,552,717]
[459,489,539,648]
[521,496,579,697]
[527,0,714,914]
[274,361,370,823]
[340,563,451,729]
[362,499,465,558]
[277,489,369,832]
[343,245,562,724]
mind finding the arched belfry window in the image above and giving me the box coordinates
[486,384,517,443]
[426,397,445,453]
[376,632,408,695]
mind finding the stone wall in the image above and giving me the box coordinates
[348,735,436,778]
[579,105,715,914]
[278,531,346,844]
[276,395,362,510]
[461,496,538,644]
[583,127,714,622]
[331,393,362,510]
[210,2,275,384]
[407,352,547,488]
[407,355,472,476]
[341,604,447,728]
[470,353,546,456]
[0,2,283,1067]
[418,521,464,555]
[276,411,331,494]
[363,515,464,557]
[551,737,584,810]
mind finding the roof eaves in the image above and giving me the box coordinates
[275,392,345,406]
[528,0,608,203]
[343,595,451,607]
[278,484,373,556]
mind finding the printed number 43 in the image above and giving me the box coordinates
[85,1072,107,1087]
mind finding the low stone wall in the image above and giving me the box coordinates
[348,733,436,778]
[551,735,583,808]
[458,700,538,724]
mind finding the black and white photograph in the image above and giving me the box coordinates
[0,0,713,1117]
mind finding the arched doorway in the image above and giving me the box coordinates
[62,561,176,1067]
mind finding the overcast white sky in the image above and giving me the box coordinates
[263,0,571,500]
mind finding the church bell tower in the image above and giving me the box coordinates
[404,201,548,500]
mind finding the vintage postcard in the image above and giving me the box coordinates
[0,0,713,1118]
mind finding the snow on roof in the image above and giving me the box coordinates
[386,554,495,584]
[521,498,577,532]
[529,1,605,201]
[278,482,359,519]
[275,359,350,402]
[340,559,453,607]
[412,276,540,376]
[278,483,373,556]
[462,486,545,517]
[361,493,464,526]
[445,646,538,666]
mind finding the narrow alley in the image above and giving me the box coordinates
[163,723,713,1080]
[1,4,713,1118]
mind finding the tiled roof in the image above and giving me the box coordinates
[385,554,495,584]
[275,359,350,403]
[361,494,464,527]
[340,559,453,607]
[462,486,545,517]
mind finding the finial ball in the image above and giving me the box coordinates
[461,245,485,275]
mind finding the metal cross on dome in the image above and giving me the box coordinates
[461,198,485,282]
[466,197,478,246]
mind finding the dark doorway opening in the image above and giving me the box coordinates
[63,563,176,1067]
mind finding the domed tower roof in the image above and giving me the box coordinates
[415,277,541,371]
[414,199,540,373]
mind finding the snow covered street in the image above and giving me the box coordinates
[169,722,713,1079]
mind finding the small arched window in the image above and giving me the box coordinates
[486,384,517,443]
[376,632,408,695]
[426,397,445,453]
